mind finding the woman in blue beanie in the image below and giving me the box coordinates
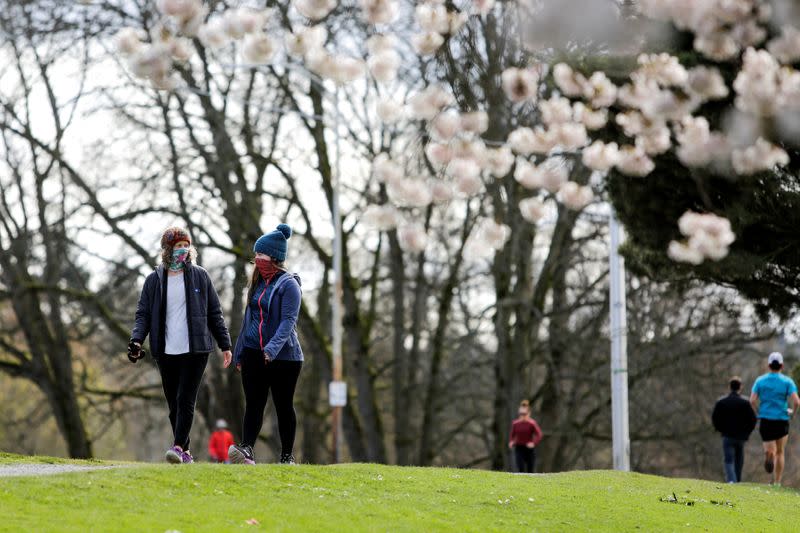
[228,224,304,465]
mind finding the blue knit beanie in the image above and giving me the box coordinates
[254,224,292,261]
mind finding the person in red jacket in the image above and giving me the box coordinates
[508,400,543,473]
[208,419,235,463]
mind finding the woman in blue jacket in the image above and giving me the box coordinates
[129,227,233,463]
[229,224,304,465]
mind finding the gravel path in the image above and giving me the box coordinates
[0,464,121,477]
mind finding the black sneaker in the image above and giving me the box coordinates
[280,453,296,465]
[229,444,255,465]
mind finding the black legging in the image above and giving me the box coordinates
[156,353,209,451]
[513,445,536,473]
[240,347,303,454]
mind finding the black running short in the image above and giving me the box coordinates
[759,419,790,442]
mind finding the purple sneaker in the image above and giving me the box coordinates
[180,449,194,464]
[165,445,183,464]
[228,444,255,465]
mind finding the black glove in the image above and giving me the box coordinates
[128,340,146,363]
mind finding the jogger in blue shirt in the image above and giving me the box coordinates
[750,352,800,485]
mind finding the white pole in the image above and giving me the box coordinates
[609,210,630,471]
[331,86,344,464]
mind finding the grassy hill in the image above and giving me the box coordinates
[1,454,799,531]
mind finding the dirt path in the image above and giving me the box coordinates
[0,464,121,477]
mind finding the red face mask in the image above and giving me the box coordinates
[255,257,281,282]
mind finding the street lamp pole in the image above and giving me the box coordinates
[330,86,344,464]
[609,209,630,471]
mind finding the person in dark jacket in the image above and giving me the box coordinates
[712,376,757,483]
[128,227,232,464]
[228,224,303,465]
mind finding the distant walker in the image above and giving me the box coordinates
[711,376,756,483]
[508,400,543,473]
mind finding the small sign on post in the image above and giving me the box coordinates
[329,381,347,407]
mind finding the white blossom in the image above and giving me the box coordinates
[636,53,688,87]
[485,146,514,177]
[398,223,429,253]
[669,210,735,263]
[635,127,671,156]
[460,111,489,134]
[431,110,461,141]
[584,72,618,108]
[731,137,789,175]
[412,32,445,56]
[451,138,488,166]
[425,142,453,168]
[416,3,450,34]
[558,181,593,210]
[617,73,661,110]
[363,204,401,230]
[294,0,337,20]
[514,160,567,192]
[501,67,539,103]
[540,96,573,125]
[116,28,142,56]
[675,116,729,167]
[551,122,588,151]
[368,49,400,82]
[667,241,704,265]
[389,178,433,207]
[733,47,791,116]
[242,33,277,64]
[366,34,397,54]
[552,63,586,97]
[446,158,481,181]
[329,56,367,84]
[519,197,546,223]
[686,66,729,101]
[377,98,403,124]
[372,154,403,183]
[408,86,453,120]
[615,145,655,177]
[475,218,510,250]
[285,25,327,57]
[508,126,557,155]
[430,181,455,203]
[582,141,619,172]
[455,173,483,196]
[572,103,607,130]
[360,0,399,25]
[198,19,229,48]
[768,26,800,64]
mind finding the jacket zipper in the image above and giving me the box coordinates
[257,285,268,350]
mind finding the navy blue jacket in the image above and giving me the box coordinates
[131,264,232,359]
[233,271,303,364]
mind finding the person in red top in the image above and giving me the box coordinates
[508,400,543,473]
[208,419,235,463]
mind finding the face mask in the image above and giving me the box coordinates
[255,257,281,281]
[518,410,528,417]
[169,248,189,271]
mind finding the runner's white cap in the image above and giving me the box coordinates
[768,352,783,365]
[216,419,228,429]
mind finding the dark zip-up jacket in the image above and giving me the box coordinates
[233,272,303,364]
[712,392,757,441]
[131,263,231,359]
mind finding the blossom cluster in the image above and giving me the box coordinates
[668,211,736,265]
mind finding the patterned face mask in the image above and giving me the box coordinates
[169,248,189,271]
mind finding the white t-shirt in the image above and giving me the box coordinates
[164,273,190,355]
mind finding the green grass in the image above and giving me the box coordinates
[1,456,799,532]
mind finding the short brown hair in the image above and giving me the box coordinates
[519,400,530,409]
